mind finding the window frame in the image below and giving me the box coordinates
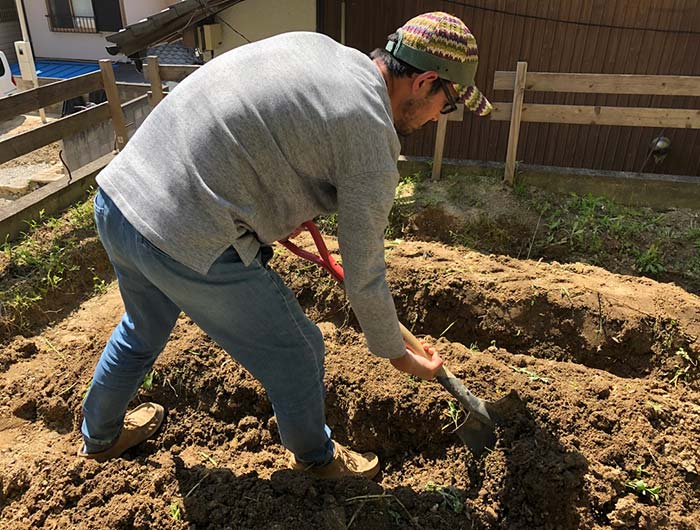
[45,0,124,34]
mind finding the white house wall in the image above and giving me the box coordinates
[23,0,167,61]
[214,0,315,56]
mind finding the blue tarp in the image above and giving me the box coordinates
[9,60,115,79]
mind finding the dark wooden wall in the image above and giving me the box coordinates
[318,0,700,176]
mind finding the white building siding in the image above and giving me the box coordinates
[24,0,167,61]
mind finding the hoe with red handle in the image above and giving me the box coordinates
[279,221,521,456]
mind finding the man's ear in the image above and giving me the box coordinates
[411,71,439,95]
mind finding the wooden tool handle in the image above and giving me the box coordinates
[399,322,427,357]
[399,322,449,379]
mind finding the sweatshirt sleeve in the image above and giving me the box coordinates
[335,170,406,359]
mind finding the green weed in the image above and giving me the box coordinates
[425,482,464,513]
[625,464,662,504]
[669,347,697,386]
[441,401,463,432]
[386,197,415,239]
[510,365,550,384]
[90,268,108,295]
[199,451,219,466]
[399,170,425,186]
[513,181,528,198]
[635,244,665,276]
[169,501,182,521]
[315,213,337,236]
[0,192,98,335]
[142,370,155,391]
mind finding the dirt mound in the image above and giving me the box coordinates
[1,237,698,529]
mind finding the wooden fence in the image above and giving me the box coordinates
[0,61,160,240]
[0,58,203,241]
[492,62,700,185]
[328,0,700,177]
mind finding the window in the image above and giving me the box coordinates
[47,0,122,33]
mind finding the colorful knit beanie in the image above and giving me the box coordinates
[385,11,492,117]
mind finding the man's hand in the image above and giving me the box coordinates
[389,342,443,379]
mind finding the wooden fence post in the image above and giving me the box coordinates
[99,59,128,151]
[504,61,528,186]
[431,113,448,180]
[146,55,164,106]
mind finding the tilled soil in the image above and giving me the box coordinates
[1,237,698,529]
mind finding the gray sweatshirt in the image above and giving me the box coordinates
[97,31,406,359]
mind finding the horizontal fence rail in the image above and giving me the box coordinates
[0,62,145,240]
[494,72,700,96]
[158,65,199,82]
[0,103,110,165]
[0,71,103,122]
[495,62,700,185]
[0,93,149,165]
[492,104,700,129]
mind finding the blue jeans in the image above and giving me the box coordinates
[82,188,333,464]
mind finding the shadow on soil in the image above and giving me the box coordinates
[170,398,589,530]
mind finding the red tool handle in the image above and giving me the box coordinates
[278,222,428,358]
[278,222,345,283]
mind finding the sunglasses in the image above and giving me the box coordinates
[439,79,458,115]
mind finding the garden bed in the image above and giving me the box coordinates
[0,234,698,529]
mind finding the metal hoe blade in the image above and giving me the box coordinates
[438,368,522,457]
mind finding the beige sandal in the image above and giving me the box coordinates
[289,441,380,479]
[78,402,165,463]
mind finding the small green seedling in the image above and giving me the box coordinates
[425,482,464,514]
[670,366,689,387]
[669,347,697,386]
[169,501,182,521]
[142,370,155,391]
[441,401,463,432]
[510,365,550,384]
[645,401,663,413]
[676,346,692,363]
[200,451,219,466]
[387,508,403,525]
[90,268,108,295]
[625,465,662,504]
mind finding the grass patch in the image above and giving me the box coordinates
[382,170,700,293]
[0,191,111,340]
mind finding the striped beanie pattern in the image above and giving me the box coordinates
[395,12,492,117]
